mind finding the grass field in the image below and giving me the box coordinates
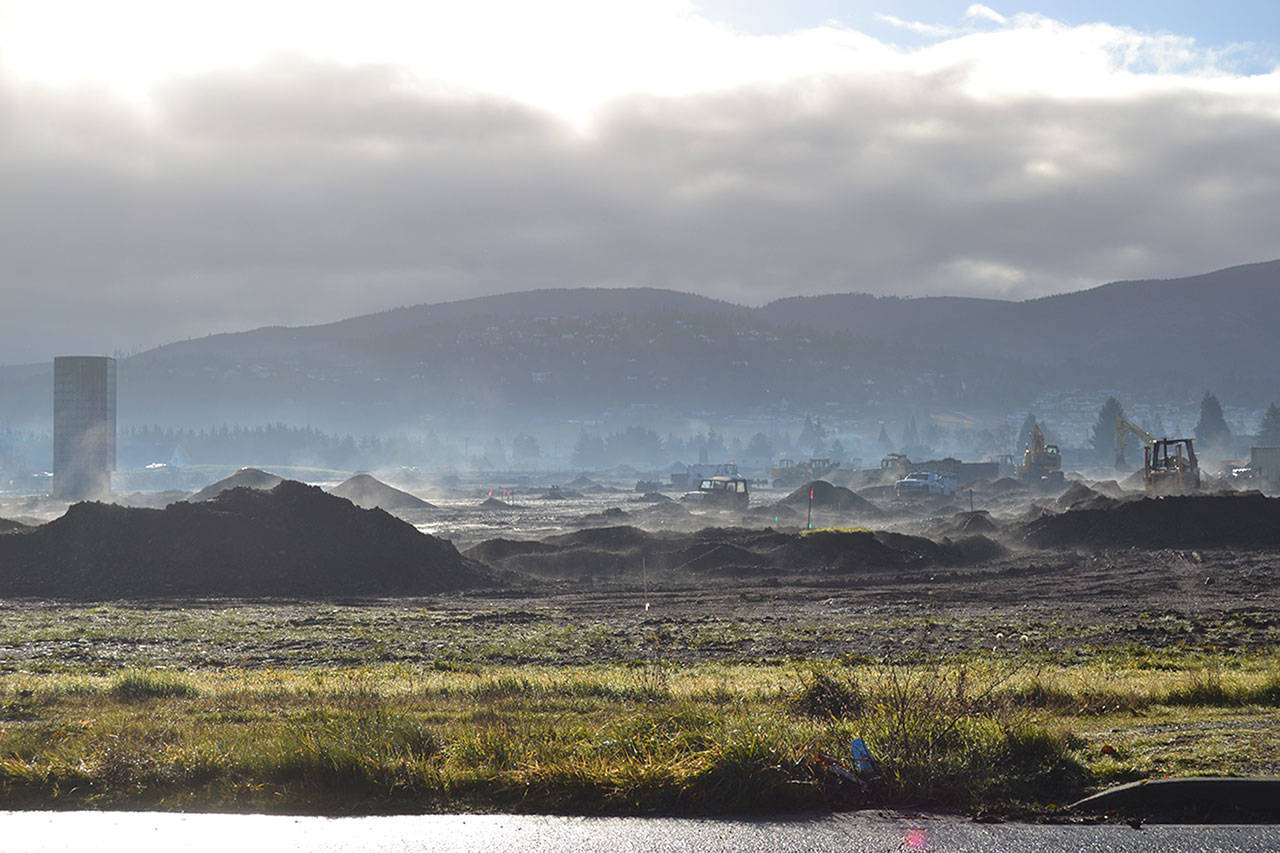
[1,599,1276,816]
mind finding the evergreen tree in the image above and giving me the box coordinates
[1090,396,1132,467]
[876,424,892,450]
[830,439,846,463]
[923,420,943,450]
[512,433,540,464]
[902,416,920,449]
[744,432,774,464]
[483,437,507,468]
[605,426,663,466]
[570,431,606,469]
[1258,403,1280,446]
[1193,392,1232,448]
[797,417,827,454]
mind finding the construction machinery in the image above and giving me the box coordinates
[682,475,750,510]
[878,453,912,481]
[1018,424,1063,484]
[771,457,838,489]
[1115,413,1199,492]
[1144,438,1199,492]
[1114,415,1156,470]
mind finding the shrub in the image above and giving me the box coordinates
[110,671,200,701]
[792,669,864,719]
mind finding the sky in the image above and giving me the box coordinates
[1,1,1278,364]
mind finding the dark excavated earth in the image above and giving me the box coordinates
[1022,491,1280,549]
[464,525,1006,582]
[0,481,488,598]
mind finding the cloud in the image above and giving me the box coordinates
[874,13,955,39]
[965,5,1009,27]
[0,2,1277,363]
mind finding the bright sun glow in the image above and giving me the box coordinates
[2,0,1274,119]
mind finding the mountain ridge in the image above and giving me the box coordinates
[2,260,1277,429]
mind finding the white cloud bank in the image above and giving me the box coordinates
[0,1,1277,361]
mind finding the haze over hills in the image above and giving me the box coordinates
[762,260,1280,386]
[1,261,1277,434]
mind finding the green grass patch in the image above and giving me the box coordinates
[0,611,1274,817]
[109,670,200,701]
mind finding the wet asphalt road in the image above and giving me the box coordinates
[1,811,1276,852]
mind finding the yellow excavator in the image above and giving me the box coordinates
[1115,413,1200,492]
[1114,415,1155,470]
[1019,423,1063,484]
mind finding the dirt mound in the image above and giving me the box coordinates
[984,477,1026,494]
[542,487,584,500]
[464,538,560,563]
[1090,479,1126,498]
[745,503,799,522]
[189,467,283,502]
[547,525,653,550]
[667,541,770,574]
[1120,469,1147,490]
[471,522,1011,582]
[330,474,436,511]
[1056,482,1101,509]
[113,490,193,509]
[939,535,1009,565]
[791,530,935,571]
[638,492,672,503]
[0,480,489,598]
[0,517,29,534]
[567,475,598,488]
[782,480,883,516]
[855,485,896,503]
[637,501,690,518]
[571,507,632,527]
[952,511,999,535]
[1022,492,1280,550]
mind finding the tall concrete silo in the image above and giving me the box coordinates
[52,356,116,500]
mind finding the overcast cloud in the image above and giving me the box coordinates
[1,1,1278,363]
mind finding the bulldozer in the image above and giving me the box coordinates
[1115,414,1199,492]
[771,457,838,489]
[1144,438,1200,492]
[1018,423,1063,485]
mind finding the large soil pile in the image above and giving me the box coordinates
[780,480,883,517]
[1022,492,1280,550]
[0,481,488,598]
[465,524,1004,582]
[329,474,436,511]
[189,467,283,502]
[1055,482,1101,509]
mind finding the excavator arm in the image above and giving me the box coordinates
[1114,414,1156,469]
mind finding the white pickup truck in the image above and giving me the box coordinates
[894,469,958,498]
